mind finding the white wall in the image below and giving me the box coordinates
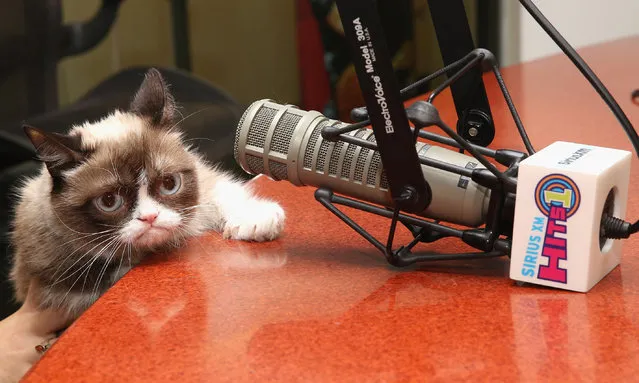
[500,0,639,66]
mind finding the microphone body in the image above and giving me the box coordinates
[234,100,491,227]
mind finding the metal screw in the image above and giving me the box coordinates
[468,127,479,137]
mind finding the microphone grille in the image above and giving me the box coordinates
[339,129,366,180]
[328,141,346,176]
[234,100,395,191]
[234,100,310,181]
[233,103,251,164]
[245,154,265,175]
[270,112,302,155]
[354,130,374,183]
[316,131,331,173]
[246,106,277,148]
[303,120,329,169]
[234,102,279,176]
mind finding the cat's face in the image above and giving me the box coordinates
[58,117,199,251]
[24,69,199,260]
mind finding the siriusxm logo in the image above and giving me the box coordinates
[521,174,581,283]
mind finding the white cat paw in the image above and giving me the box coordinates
[223,200,285,242]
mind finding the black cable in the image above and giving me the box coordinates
[518,0,639,155]
[491,64,535,154]
[519,0,639,235]
[427,54,484,103]
[400,52,477,98]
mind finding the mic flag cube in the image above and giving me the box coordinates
[510,141,631,292]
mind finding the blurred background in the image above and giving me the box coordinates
[0,0,637,318]
[57,0,639,113]
[3,0,639,137]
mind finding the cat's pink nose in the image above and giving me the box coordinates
[138,212,158,224]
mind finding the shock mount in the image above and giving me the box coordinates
[317,48,530,267]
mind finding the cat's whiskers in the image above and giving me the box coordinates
[111,241,134,296]
[50,228,117,253]
[51,208,99,235]
[176,204,217,213]
[183,137,216,144]
[188,231,214,258]
[110,154,121,184]
[93,239,125,297]
[176,206,202,212]
[174,106,185,122]
[127,243,132,269]
[93,247,116,296]
[177,226,193,246]
[158,106,215,149]
[83,164,117,181]
[51,233,118,285]
[167,226,190,261]
[166,106,213,135]
[98,223,124,229]
[115,245,125,284]
[57,234,121,309]
[176,224,200,247]
[76,234,122,299]
[50,231,117,282]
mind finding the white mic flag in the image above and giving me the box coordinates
[510,141,631,292]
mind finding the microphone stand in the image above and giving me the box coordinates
[318,0,529,266]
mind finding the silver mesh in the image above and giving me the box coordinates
[246,154,264,174]
[339,128,367,180]
[246,106,277,147]
[316,138,331,173]
[303,121,327,170]
[380,171,389,190]
[233,104,252,163]
[341,143,357,179]
[354,148,368,182]
[269,162,288,181]
[354,130,374,183]
[328,141,345,176]
[367,151,382,186]
[270,112,301,155]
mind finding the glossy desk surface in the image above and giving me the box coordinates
[26,37,639,382]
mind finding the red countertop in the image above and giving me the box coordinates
[25,37,639,382]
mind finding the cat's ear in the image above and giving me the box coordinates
[23,125,84,177]
[129,68,177,127]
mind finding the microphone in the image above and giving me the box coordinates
[234,99,492,228]
[234,99,634,293]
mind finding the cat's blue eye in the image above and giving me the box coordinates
[159,173,181,195]
[94,192,124,213]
